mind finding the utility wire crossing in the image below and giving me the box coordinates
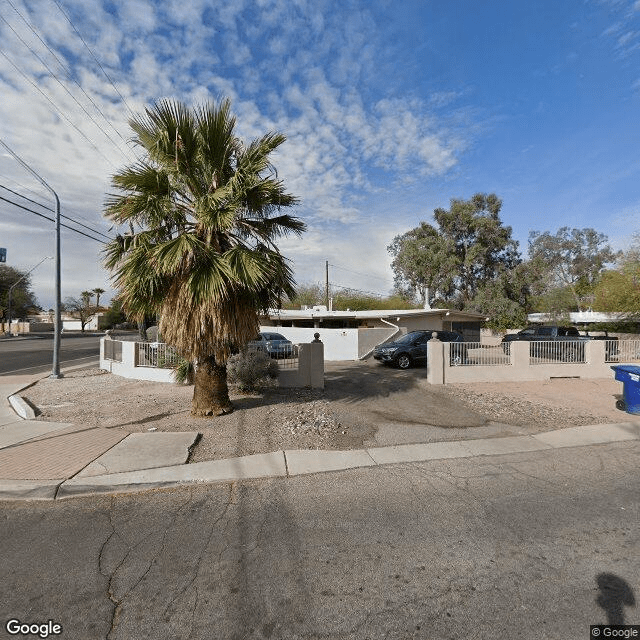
[0,193,108,244]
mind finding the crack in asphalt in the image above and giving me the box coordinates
[162,486,234,634]
[97,498,119,640]
[101,490,194,639]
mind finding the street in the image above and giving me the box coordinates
[0,334,101,376]
[1,441,638,639]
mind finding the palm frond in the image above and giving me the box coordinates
[104,96,302,364]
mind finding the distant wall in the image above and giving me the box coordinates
[0,321,53,334]
[259,326,358,360]
[357,327,400,358]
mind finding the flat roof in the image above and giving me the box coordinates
[266,308,488,321]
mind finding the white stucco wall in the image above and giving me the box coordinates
[260,326,359,360]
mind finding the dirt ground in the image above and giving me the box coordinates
[22,360,632,463]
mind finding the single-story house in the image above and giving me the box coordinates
[261,306,488,361]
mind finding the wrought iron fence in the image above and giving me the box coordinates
[137,342,180,368]
[103,339,122,362]
[606,339,640,363]
[269,344,299,370]
[529,340,586,364]
[247,343,299,369]
[449,342,511,366]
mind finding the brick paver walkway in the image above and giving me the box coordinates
[0,426,127,480]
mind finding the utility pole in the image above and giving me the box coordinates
[0,139,63,378]
[325,260,329,309]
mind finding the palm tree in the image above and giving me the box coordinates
[103,98,304,416]
[92,287,105,309]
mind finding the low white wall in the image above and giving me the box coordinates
[100,340,174,382]
[100,338,324,388]
[428,340,619,384]
[261,326,358,360]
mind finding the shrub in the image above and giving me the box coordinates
[172,358,195,385]
[227,349,278,392]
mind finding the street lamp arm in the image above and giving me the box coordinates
[8,256,52,293]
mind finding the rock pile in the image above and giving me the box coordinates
[282,400,342,437]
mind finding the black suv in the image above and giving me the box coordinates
[373,330,465,369]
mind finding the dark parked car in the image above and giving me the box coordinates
[501,325,618,361]
[249,332,297,358]
[373,330,465,369]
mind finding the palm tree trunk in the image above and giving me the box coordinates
[191,356,233,416]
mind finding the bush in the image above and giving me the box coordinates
[172,358,195,385]
[226,349,278,392]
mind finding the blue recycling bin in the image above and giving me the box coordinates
[611,364,640,415]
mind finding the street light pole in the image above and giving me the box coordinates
[0,139,63,378]
[5,256,52,335]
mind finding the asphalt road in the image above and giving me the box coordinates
[1,441,638,639]
[0,334,102,376]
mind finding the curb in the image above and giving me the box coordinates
[2,360,100,420]
[8,395,37,420]
[1,422,637,502]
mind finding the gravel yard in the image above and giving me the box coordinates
[21,361,631,463]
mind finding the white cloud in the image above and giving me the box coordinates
[0,0,477,308]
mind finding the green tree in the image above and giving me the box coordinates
[103,98,304,416]
[528,227,619,312]
[331,290,416,311]
[284,283,417,311]
[389,193,520,308]
[0,265,40,325]
[593,234,640,316]
[102,297,127,328]
[283,283,325,309]
[467,255,550,330]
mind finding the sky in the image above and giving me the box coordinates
[0,0,639,311]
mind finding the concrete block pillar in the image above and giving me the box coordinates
[284,342,324,390]
[308,341,324,389]
[427,338,444,385]
[510,341,529,372]
[586,339,605,364]
[122,340,137,367]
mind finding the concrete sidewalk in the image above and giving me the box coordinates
[1,371,639,501]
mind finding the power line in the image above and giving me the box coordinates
[0,194,107,244]
[0,12,132,162]
[0,184,112,240]
[50,0,136,119]
[0,173,51,209]
[0,173,111,233]
[4,0,131,149]
[328,262,393,286]
[0,50,117,169]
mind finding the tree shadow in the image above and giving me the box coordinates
[320,359,426,404]
[596,573,636,624]
[227,359,424,411]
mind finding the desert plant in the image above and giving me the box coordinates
[172,358,195,385]
[226,349,278,392]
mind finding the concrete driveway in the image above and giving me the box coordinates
[323,359,630,448]
[323,360,503,448]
